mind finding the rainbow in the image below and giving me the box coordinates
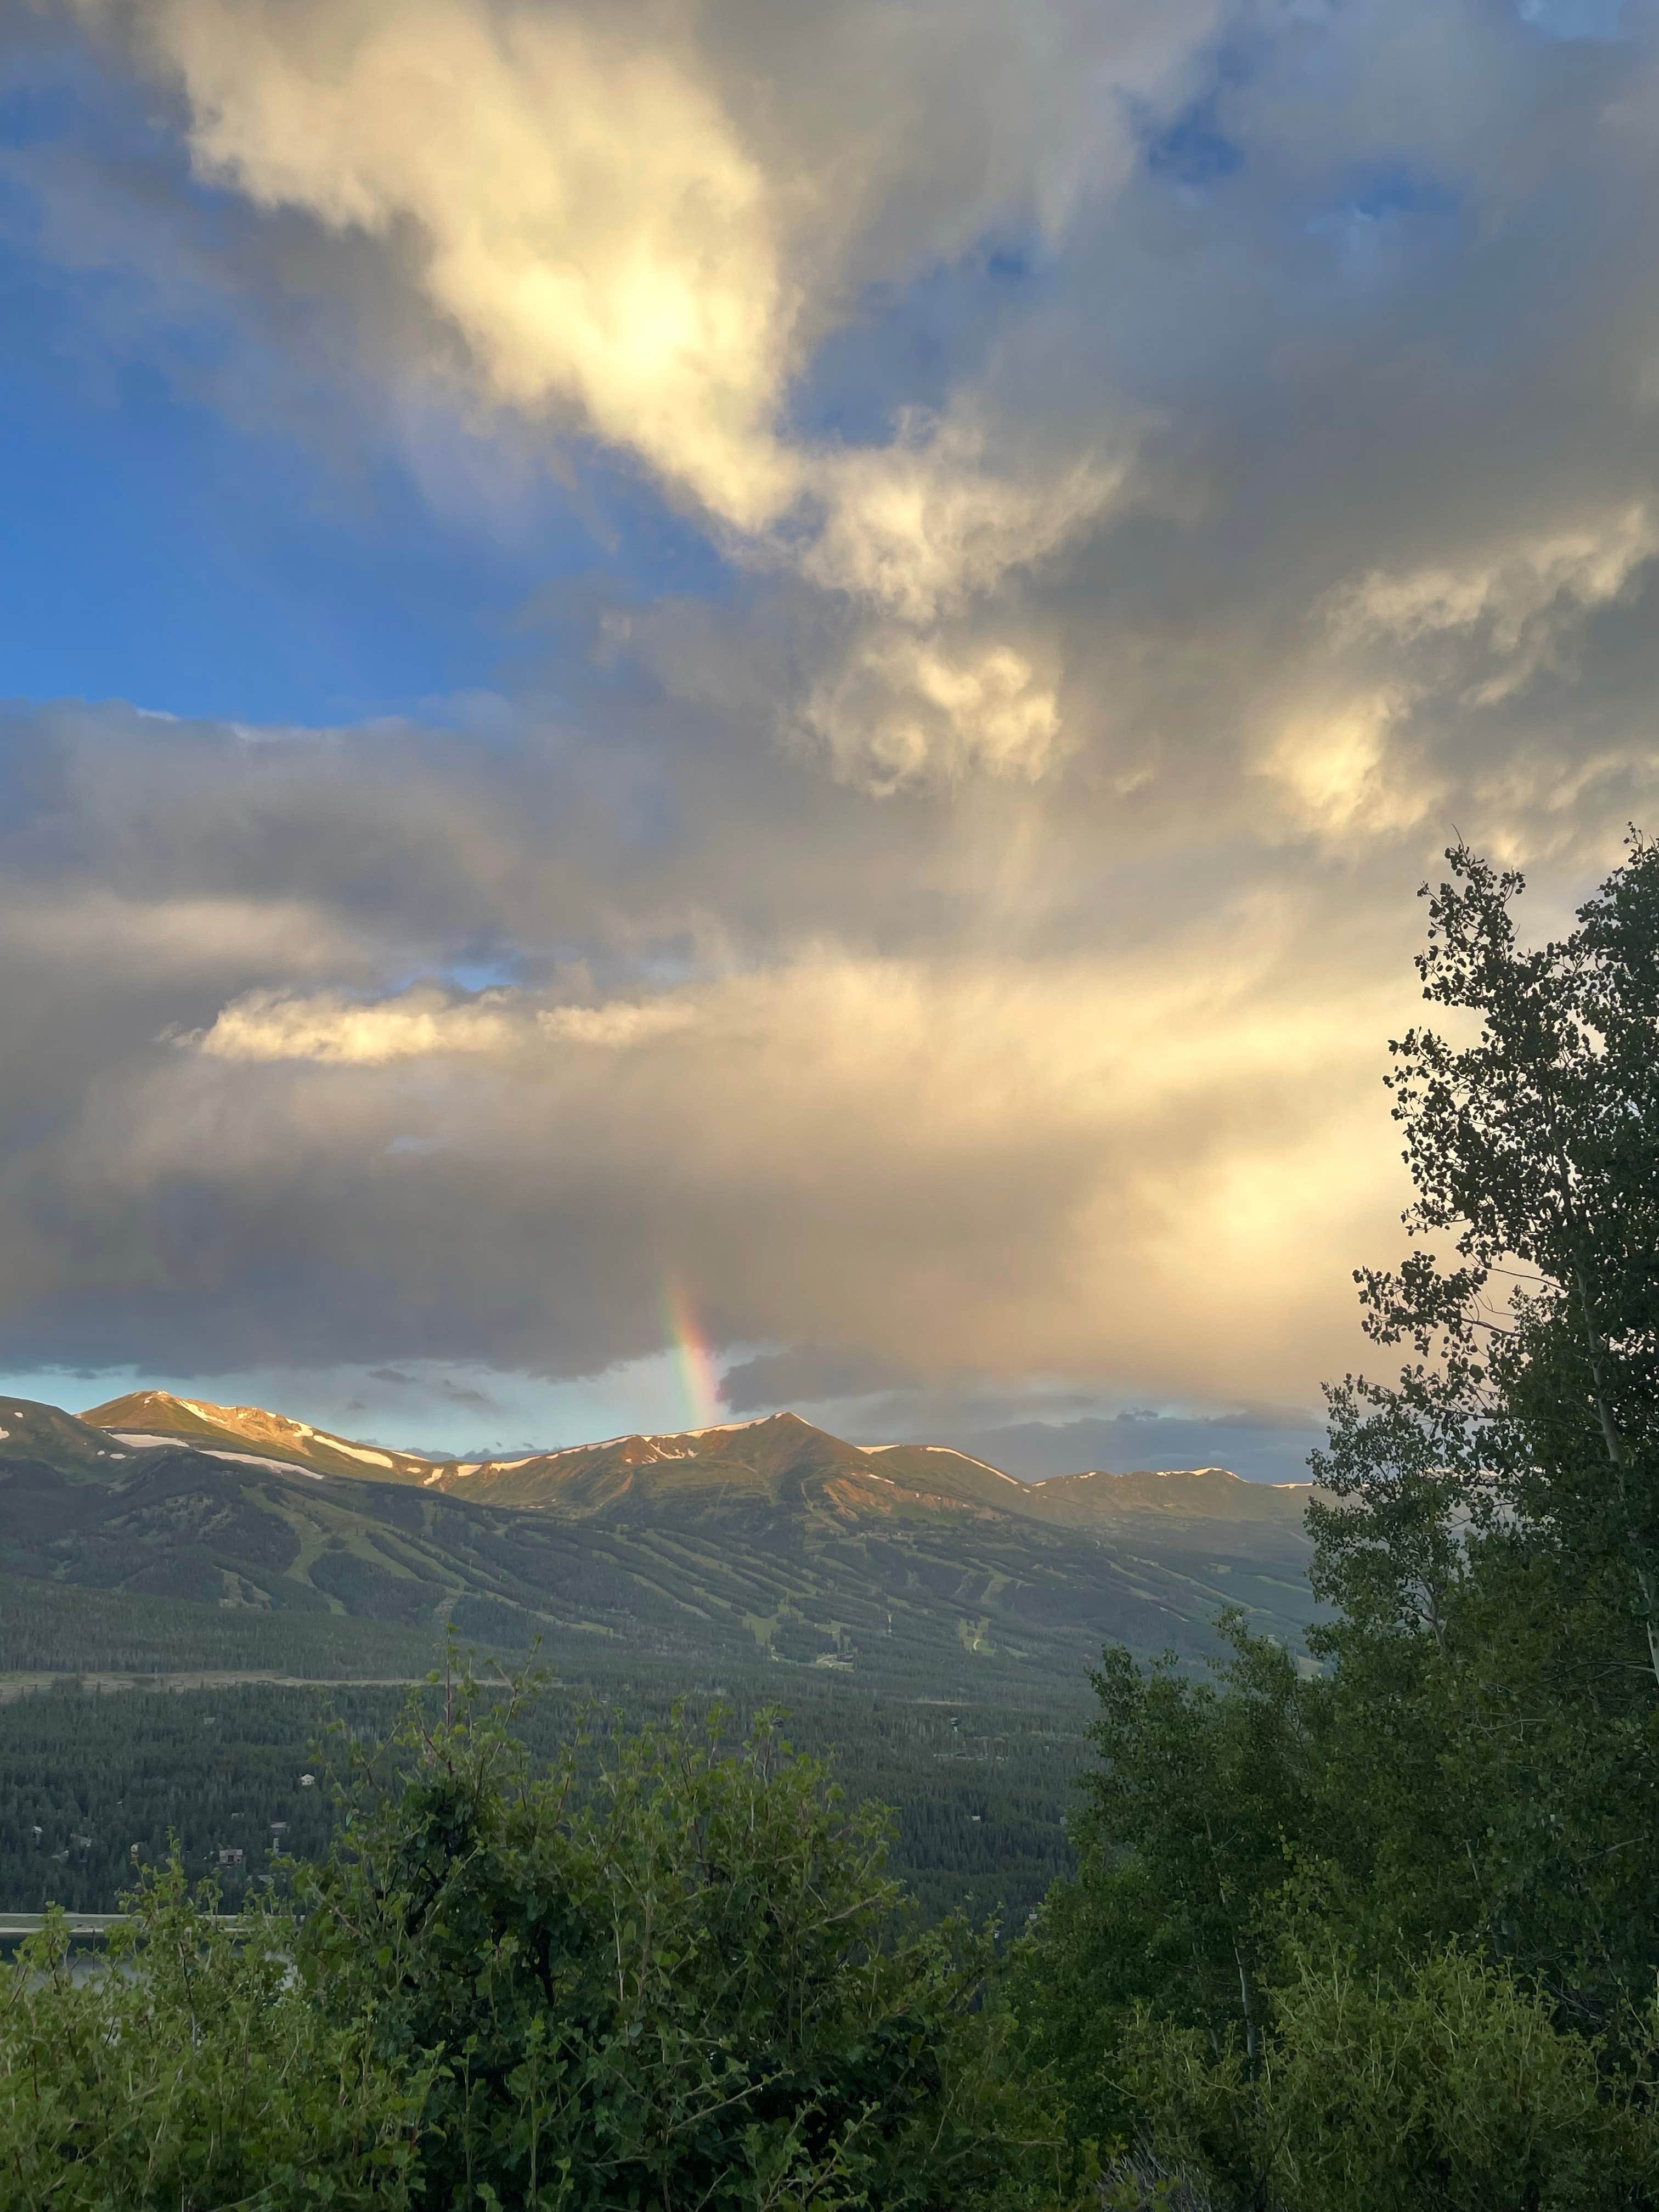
[660,1274,723,1430]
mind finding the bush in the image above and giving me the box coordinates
[296,1679,1073,2211]
[0,1678,1080,2211]
[1125,1939,1659,2211]
[0,1860,425,2210]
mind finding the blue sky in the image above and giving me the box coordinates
[0,189,700,725]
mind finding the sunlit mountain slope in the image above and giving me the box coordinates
[78,1393,1316,1530]
[82,1391,439,1483]
[0,1391,1322,1692]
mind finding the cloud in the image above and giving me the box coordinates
[80,0,798,529]
[538,1001,697,1048]
[436,1375,493,1406]
[193,984,522,1063]
[720,1345,908,1414]
[189,983,697,1063]
[946,1410,1328,1488]
[0,713,1424,1398]
[9,1,1659,1435]
[1326,505,1659,702]
[48,0,1207,787]
[1261,692,1434,840]
[799,410,1124,625]
[799,628,1064,790]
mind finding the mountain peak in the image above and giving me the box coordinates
[80,1390,436,1482]
[69,1384,1308,1538]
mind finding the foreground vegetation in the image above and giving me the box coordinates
[9,838,1659,2208]
[3,1690,1077,2211]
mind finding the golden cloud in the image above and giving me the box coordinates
[115,923,1417,1399]
[191,984,698,1063]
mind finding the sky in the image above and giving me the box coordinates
[1,0,1654,1479]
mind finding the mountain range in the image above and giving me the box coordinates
[0,1390,1323,1695]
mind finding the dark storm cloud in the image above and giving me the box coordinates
[719,1347,911,1414]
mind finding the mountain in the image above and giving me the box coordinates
[81,1390,439,1483]
[404,1416,1115,1522]
[76,1392,1315,1530]
[0,1392,1322,1695]
[1025,1464,1317,1526]
[859,1443,1039,1513]
[85,1394,1029,1514]
[0,1394,144,1482]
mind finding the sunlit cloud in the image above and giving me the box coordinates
[798,411,1123,625]
[192,984,698,1062]
[80,0,799,528]
[1261,693,1434,840]
[1326,505,1659,702]
[799,629,1064,791]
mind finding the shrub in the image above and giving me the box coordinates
[1,1677,1079,2211]
[0,1860,425,2210]
[1126,1939,1659,2212]
[294,1678,1074,2211]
